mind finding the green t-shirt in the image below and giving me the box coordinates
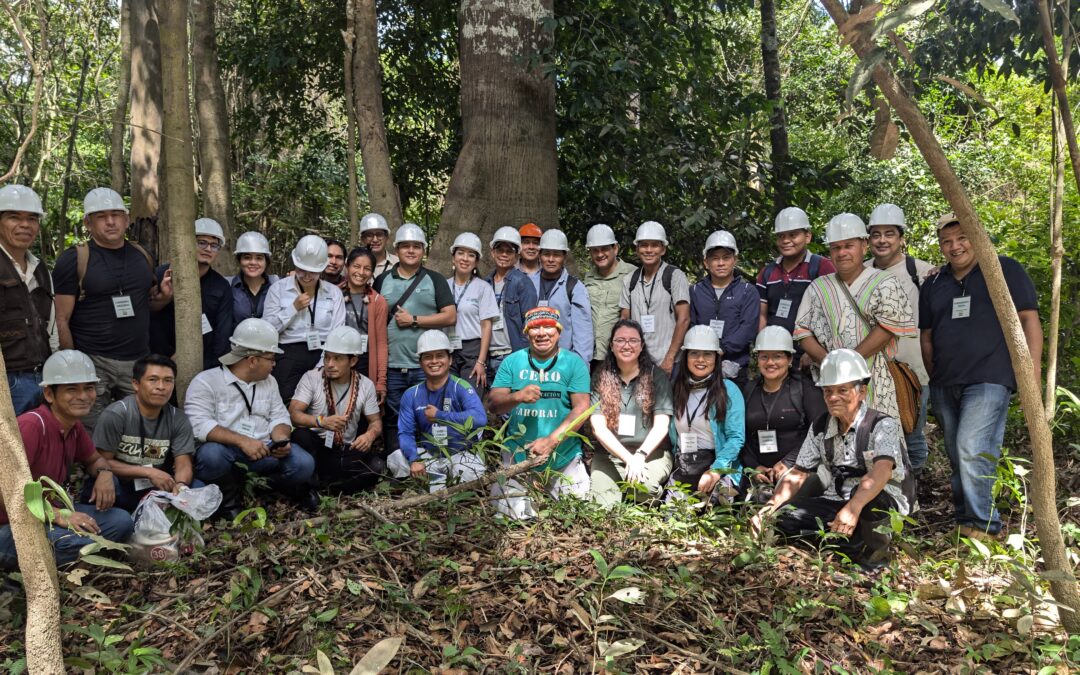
[375,266,455,368]
[492,348,591,471]
[589,366,673,452]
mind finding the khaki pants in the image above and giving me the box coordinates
[590,446,673,509]
[85,354,138,431]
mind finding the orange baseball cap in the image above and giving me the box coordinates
[519,222,542,239]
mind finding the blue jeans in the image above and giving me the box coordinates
[78,474,206,513]
[930,383,1012,534]
[385,368,425,453]
[194,442,315,493]
[0,503,134,570]
[8,371,42,416]
[905,385,930,473]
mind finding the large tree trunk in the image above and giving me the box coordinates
[192,0,235,274]
[160,0,203,396]
[351,0,402,229]
[434,0,558,272]
[344,0,360,247]
[129,0,164,258]
[821,0,1080,635]
[110,0,132,194]
[760,0,790,208]
[0,349,64,672]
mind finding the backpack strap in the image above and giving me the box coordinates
[76,244,89,301]
[808,254,822,279]
[661,264,675,312]
[763,259,778,284]
[905,255,920,289]
[628,267,642,294]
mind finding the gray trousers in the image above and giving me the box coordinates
[85,354,138,431]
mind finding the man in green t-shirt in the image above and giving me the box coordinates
[373,223,457,454]
[489,306,592,519]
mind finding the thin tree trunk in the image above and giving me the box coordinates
[129,0,163,227]
[0,348,64,671]
[344,0,360,248]
[0,0,45,183]
[351,0,402,228]
[760,0,791,208]
[110,0,132,194]
[160,0,203,397]
[59,52,90,251]
[435,0,558,272]
[821,0,1080,635]
[192,0,235,274]
[1038,0,1080,196]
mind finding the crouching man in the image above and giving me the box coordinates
[84,353,202,511]
[751,349,911,570]
[390,330,487,491]
[289,326,384,493]
[0,351,133,569]
[185,318,317,519]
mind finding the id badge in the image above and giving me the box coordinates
[709,319,726,340]
[359,334,369,354]
[758,429,779,455]
[236,417,257,438]
[200,313,212,334]
[432,424,448,445]
[640,314,656,333]
[448,330,464,351]
[112,295,135,318]
[776,298,793,319]
[306,328,322,350]
[952,296,971,319]
[324,430,336,448]
[680,433,699,453]
[493,317,505,332]
[133,478,153,491]
[538,300,549,307]
[617,414,636,437]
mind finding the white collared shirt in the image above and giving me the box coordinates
[0,243,58,351]
[183,365,291,442]
[373,252,399,279]
[262,277,346,346]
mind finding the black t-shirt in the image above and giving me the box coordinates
[741,372,826,469]
[53,241,155,360]
[918,256,1038,390]
[149,264,235,370]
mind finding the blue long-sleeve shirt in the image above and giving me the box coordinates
[688,275,759,368]
[668,378,745,474]
[484,267,538,352]
[398,375,487,461]
[532,268,593,363]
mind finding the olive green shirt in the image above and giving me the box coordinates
[590,366,674,452]
[582,259,637,362]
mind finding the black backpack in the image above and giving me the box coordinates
[762,253,823,287]
[904,255,921,289]
[627,264,677,313]
[811,409,915,509]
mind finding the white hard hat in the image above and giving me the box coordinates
[538,229,570,252]
[681,325,722,352]
[817,348,871,387]
[753,325,795,354]
[394,223,427,248]
[634,220,668,245]
[490,226,522,250]
[450,232,483,256]
[586,224,617,248]
[40,350,100,386]
[417,329,452,355]
[229,318,284,354]
[0,184,44,216]
[323,326,365,355]
[868,203,906,232]
[235,231,271,256]
[774,206,810,234]
[360,212,389,234]
[291,234,329,272]
[825,213,868,244]
[194,218,225,245]
[703,230,738,256]
[83,187,128,216]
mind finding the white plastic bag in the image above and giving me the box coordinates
[129,485,222,564]
[386,449,412,479]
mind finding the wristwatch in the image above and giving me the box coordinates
[411,318,419,329]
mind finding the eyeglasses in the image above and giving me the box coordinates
[361,231,388,241]
[253,354,277,363]
[612,337,642,347]
[197,240,222,251]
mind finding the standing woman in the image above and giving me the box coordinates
[446,233,500,392]
[263,235,346,401]
[229,231,280,323]
[589,320,674,508]
[666,325,745,502]
[741,326,825,492]
[343,247,388,405]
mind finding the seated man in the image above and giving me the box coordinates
[0,350,132,570]
[289,326,384,493]
[185,318,317,519]
[389,330,488,492]
[752,349,911,570]
[488,307,592,519]
[84,353,201,511]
